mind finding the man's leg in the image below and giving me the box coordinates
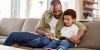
[24,36,51,48]
[43,40,59,49]
[57,40,75,50]
[3,32,40,46]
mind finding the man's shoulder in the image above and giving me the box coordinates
[74,21,79,23]
[44,10,51,14]
[72,24,79,29]
[43,10,52,17]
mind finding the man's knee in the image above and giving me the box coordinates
[9,32,22,38]
[9,32,18,36]
[40,36,51,45]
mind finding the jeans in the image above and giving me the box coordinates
[3,32,51,48]
[43,40,75,50]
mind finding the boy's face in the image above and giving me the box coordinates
[64,15,75,27]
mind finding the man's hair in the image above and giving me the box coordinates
[63,9,76,19]
[51,0,61,6]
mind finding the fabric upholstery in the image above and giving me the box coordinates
[19,46,33,50]
[0,36,7,39]
[21,18,39,33]
[68,48,96,50]
[0,18,25,36]
[0,39,6,44]
[0,36,7,44]
[0,18,99,50]
[77,21,100,49]
[32,48,96,50]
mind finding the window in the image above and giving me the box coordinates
[0,0,11,19]
[19,0,48,18]
[29,0,47,18]
[19,0,27,18]
[60,0,76,11]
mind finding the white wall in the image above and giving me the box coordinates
[60,0,76,11]
[76,0,83,21]
[97,0,100,19]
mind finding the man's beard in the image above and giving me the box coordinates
[53,14,62,19]
[54,15,60,19]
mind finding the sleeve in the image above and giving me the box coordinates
[74,25,79,36]
[74,21,87,31]
[35,10,47,33]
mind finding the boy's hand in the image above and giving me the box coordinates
[67,36,80,44]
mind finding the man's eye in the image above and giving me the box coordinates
[58,10,61,12]
[53,11,56,13]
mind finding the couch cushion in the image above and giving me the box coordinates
[0,39,6,44]
[0,36,7,39]
[0,18,25,36]
[0,36,7,44]
[21,18,39,33]
[68,48,96,50]
[76,21,100,49]
[19,46,33,50]
[32,48,96,50]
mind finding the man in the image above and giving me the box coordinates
[3,0,86,48]
[36,0,86,44]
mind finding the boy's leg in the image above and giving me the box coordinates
[43,40,59,49]
[57,40,75,50]
[3,32,40,46]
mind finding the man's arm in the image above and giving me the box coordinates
[74,21,87,40]
[37,27,55,39]
[35,10,55,38]
[74,21,87,31]
[36,27,48,35]
[35,10,47,35]
[77,29,85,40]
[68,21,87,44]
[68,29,84,44]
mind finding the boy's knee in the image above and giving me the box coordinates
[60,40,69,44]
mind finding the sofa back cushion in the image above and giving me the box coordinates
[76,21,100,49]
[21,18,39,33]
[0,18,25,36]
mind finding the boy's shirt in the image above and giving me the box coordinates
[61,24,78,38]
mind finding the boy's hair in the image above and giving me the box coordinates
[63,9,76,19]
[51,0,61,6]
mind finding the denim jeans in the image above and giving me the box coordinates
[43,39,75,50]
[3,32,51,48]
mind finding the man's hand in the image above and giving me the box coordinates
[46,32,55,39]
[67,36,80,44]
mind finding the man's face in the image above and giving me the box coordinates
[51,4,62,19]
[64,15,75,27]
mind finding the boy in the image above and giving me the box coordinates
[43,9,80,50]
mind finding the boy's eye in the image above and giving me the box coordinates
[67,19,69,21]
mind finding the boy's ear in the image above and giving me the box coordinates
[73,18,76,21]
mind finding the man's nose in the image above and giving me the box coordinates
[55,12,60,15]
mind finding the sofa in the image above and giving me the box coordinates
[0,18,100,50]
